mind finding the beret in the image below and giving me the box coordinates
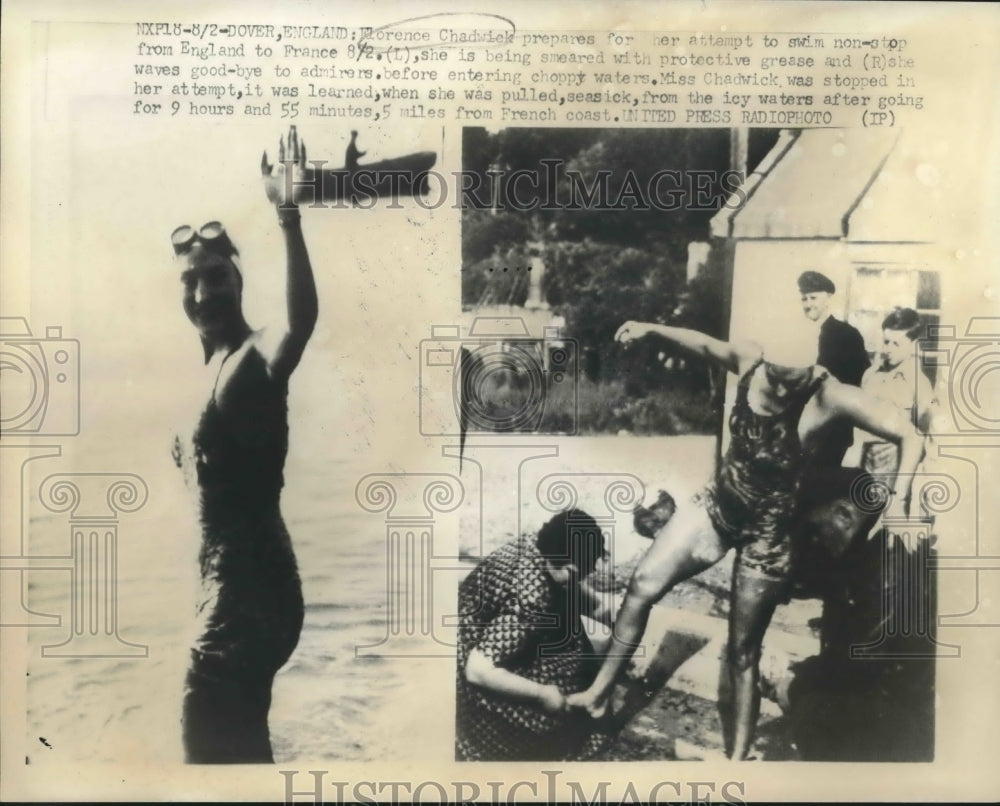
[797,270,836,294]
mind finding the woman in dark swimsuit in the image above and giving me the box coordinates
[567,321,924,760]
[171,127,317,763]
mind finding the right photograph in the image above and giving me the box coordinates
[452,126,951,762]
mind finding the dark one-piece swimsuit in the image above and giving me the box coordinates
[700,359,828,581]
[177,344,304,763]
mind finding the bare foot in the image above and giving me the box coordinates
[674,738,728,761]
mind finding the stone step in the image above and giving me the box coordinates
[624,603,820,715]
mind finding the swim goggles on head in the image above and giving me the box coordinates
[170,221,239,258]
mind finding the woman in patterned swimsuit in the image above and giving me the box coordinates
[171,127,317,763]
[568,321,924,760]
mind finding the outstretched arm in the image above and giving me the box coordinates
[465,649,566,713]
[615,321,754,375]
[261,126,318,381]
[819,381,923,515]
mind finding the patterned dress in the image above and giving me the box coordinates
[455,537,610,761]
[701,360,828,580]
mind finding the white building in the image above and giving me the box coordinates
[710,128,945,361]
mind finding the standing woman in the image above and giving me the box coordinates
[567,321,924,760]
[171,127,317,763]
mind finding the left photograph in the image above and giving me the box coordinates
[171,128,315,764]
[13,96,449,762]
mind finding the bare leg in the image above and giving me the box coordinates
[569,500,727,717]
[719,558,788,760]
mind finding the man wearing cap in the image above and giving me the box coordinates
[798,270,870,466]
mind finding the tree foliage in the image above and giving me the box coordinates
[460,128,778,406]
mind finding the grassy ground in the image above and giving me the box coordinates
[466,374,721,436]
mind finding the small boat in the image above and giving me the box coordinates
[293,135,437,204]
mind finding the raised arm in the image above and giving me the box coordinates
[261,126,318,381]
[615,320,754,375]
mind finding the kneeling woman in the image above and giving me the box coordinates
[567,321,923,760]
[456,510,611,761]
[171,127,317,763]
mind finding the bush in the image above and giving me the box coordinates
[538,376,720,436]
